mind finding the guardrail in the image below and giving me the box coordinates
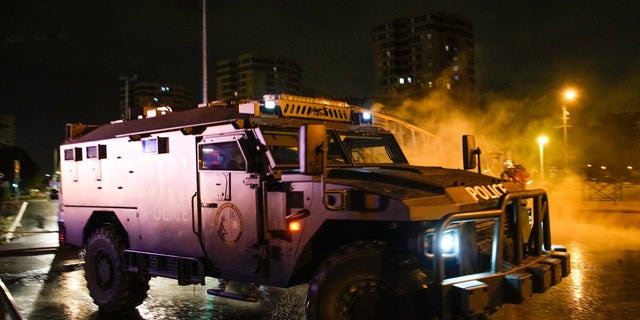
[0,278,23,320]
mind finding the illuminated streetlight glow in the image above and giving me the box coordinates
[561,88,578,170]
[564,89,577,101]
[538,136,548,180]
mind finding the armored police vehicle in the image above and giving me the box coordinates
[59,94,569,319]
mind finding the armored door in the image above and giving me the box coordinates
[197,134,259,273]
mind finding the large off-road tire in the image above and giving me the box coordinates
[85,225,150,311]
[306,241,429,320]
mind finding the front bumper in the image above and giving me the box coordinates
[431,250,570,318]
[421,189,571,318]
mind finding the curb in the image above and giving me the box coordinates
[0,246,60,257]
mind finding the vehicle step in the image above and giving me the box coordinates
[207,280,259,302]
[123,250,205,285]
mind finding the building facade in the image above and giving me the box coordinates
[372,10,475,105]
[119,81,193,120]
[216,53,302,101]
[0,114,16,146]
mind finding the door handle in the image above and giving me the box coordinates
[191,192,199,236]
[202,202,218,208]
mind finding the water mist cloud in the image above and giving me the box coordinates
[375,89,556,178]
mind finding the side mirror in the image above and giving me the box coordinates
[462,135,477,170]
[300,124,327,175]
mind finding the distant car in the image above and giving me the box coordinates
[49,189,59,200]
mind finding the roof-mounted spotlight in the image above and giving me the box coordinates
[260,99,280,116]
[265,100,276,110]
[353,111,373,125]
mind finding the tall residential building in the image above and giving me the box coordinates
[119,81,193,120]
[372,10,475,105]
[216,53,302,101]
[0,114,16,146]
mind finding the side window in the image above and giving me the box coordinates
[327,133,348,165]
[64,148,75,161]
[262,129,348,167]
[263,131,299,166]
[199,141,246,171]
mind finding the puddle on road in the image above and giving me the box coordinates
[5,265,308,320]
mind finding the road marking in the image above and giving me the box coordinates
[2,202,28,242]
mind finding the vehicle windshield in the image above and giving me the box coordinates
[260,127,408,168]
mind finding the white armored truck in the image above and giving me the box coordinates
[59,94,570,319]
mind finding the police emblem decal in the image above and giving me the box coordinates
[214,203,244,246]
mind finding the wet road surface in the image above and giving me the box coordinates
[2,192,640,319]
[1,233,308,320]
[490,209,640,320]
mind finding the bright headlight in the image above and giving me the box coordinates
[423,228,459,258]
[440,232,457,253]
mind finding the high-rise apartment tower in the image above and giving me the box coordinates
[216,53,302,101]
[372,10,475,105]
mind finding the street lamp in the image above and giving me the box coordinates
[119,74,138,120]
[561,89,577,170]
[537,136,548,180]
[202,0,208,106]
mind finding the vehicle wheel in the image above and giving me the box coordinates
[85,225,150,311]
[306,241,428,320]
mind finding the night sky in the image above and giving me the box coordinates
[2,1,640,172]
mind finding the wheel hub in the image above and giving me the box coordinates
[95,250,114,290]
[338,279,393,320]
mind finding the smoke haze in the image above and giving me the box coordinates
[375,89,561,178]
